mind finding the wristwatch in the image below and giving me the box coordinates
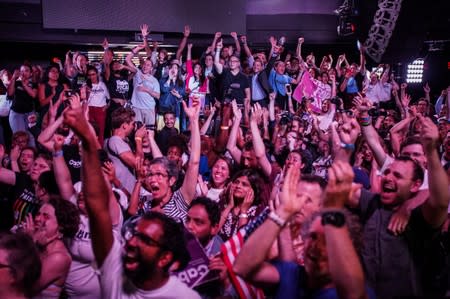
[321,210,346,227]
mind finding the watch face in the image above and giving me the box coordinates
[321,211,346,227]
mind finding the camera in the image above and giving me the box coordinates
[277,36,286,47]
[56,124,70,137]
[145,124,156,130]
[279,111,293,125]
[135,121,144,130]
[330,96,342,106]
[285,84,292,95]
[64,90,74,98]
[368,108,387,117]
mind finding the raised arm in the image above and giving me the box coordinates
[389,116,413,156]
[52,134,75,201]
[102,38,112,82]
[355,97,388,166]
[233,166,304,283]
[63,96,112,267]
[359,46,366,75]
[296,37,304,61]
[125,44,145,73]
[176,25,190,60]
[226,100,243,163]
[214,39,224,74]
[240,35,252,59]
[210,31,221,54]
[230,32,241,56]
[419,115,450,228]
[250,103,272,177]
[179,98,201,204]
[323,161,368,299]
[139,24,152,58]
[200,105,216,135]
[147,129,163,158]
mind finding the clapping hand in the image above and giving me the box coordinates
[323,161,354,209]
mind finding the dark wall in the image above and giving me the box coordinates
[42,0,246,34]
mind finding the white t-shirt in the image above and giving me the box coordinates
[131,69,160,109]
[66,195,123,299]
[88,82,110,107]
[100,235,201,299]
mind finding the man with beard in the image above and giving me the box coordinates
[233,162,373,299]
[348,114,449,298]
[63,99,200,298]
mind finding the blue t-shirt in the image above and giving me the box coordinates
[273,261,376,299]
[269,70,293,96]
[346,76,359,93]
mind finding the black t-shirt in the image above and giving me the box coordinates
[107,75,131,100]
[63,144,82,184]
[10,80,37,113]
[72,73,87,91]
[155,126,179,155]
[220,69,250,105]
[12,173,39,225]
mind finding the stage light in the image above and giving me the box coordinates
[406,58,424,83]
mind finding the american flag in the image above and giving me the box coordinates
[220,207,270,299]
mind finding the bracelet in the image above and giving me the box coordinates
[238,213,249,219]
[268,211,287,227]
[220,126,230,130]
[358,115,371,127]
[52,150,63,158]
[340,143,355,151]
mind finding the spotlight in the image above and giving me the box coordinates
[406,58,424,84]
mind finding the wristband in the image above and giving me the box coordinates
[340,143,355,151]
[268,211,287,227]
[358,115,372,127]
[321,210,346,227]
[135,137,143,142]
[220,126,230,130]
[238,213,249,219]
[52,150,63,158]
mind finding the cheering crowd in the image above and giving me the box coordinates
[0,23,449,299]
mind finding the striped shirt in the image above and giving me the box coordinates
[161,190,189,223]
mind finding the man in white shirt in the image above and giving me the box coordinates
[63,101,200,299]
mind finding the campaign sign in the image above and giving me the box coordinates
[173,230,220,288]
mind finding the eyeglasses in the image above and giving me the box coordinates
[123,225,165,248]
[147,172,169,179]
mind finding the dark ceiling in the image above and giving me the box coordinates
[0,0,448,87]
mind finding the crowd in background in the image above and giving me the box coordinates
[0,23,449,299]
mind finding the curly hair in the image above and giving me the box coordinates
[47,197,80,239]
[218,168,270,210]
